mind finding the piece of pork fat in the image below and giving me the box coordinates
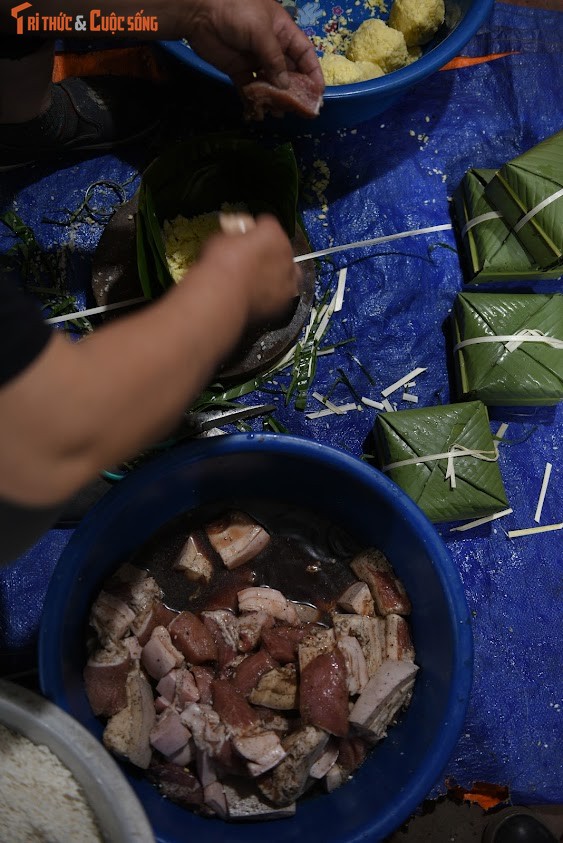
[168,611,218,664]
[90,591,136,644]
[253,707,290,735]
[206,511,270,569]
[146,761,203,809]
[337,635,369,695]
[141,625,184,680]
[350,549,412,616]
[238,610,275,653]
[222,777,297,821]
[107,565,163,630]
[349,658,419,742]
[175,667,201,706]
[337,581,375,616]
[191,666,214,705]
[248,664,299,710]
[336,736,368,776]
[232,731,287,777]
[103,666,156,769]
[231,649,279,697]
[258,725,329,806]
[201,610,239,669]
[84,641,134,717]
[300,649,349,737]
[237,587,300,625]
[174,532,215,585]
[385,613,415,661]
[298,627,336,672]
[241,72,324,121]
[332,613,384,677]
[309,739,339,780]
[150,707,192,758]
[180,703,228,759]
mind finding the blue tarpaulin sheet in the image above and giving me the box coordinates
[1,1,562,807]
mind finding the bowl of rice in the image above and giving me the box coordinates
[0,679,154,842]
[159,0,494,130]
[39,433,473,843]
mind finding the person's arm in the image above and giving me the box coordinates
[0,215,300,508]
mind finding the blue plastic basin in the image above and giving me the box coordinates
[39,433,473,843]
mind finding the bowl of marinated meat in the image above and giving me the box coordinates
[39,433,473,843]
[159,0,494,130]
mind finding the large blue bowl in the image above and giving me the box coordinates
[39,433,472,843]
[159,0,493,130]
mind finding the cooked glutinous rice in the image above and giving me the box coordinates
[0,723,103,843]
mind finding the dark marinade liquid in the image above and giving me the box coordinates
[128,499,362,616]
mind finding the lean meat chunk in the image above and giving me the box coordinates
[169,611,218,664]
[237,587,299,625]
[84,641,134,717]
[241,72,323,121]
[300,649,349,737]
[141,625,184,679]
[257,726,329,806]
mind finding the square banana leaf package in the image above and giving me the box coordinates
[453,292,563,406]
[453,168,562,284]
[484,129,563,271]
[373,401,509,523]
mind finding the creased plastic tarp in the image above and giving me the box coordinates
[0,2,562,806]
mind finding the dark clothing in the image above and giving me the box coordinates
[1,279,52,386]
[0,280,59,565]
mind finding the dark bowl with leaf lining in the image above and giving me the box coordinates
[39,433,473,843]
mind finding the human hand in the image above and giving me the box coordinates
[197,214,302,325]
[180,0,323,91]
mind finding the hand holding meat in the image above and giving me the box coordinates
[195,214,302,325]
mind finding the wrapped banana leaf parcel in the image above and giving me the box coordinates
[452,168,563,284]
[484,129,563,271]
[373,402,509,523]
[452,292,563,406]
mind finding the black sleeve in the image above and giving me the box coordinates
[1,279,52,387]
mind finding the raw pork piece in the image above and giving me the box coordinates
[169,611,218,664]
[237,587,299,625]
[349,658,418,742]
[300,649,349,737]
[337,635,369,695]
[385,613,415,661]
[84,641,134,717]
[174,532,215,584]
[103,666,156,769]
[238,610,274,653]
[261,623,313,663]
[241,72,323,121]
[222,777,296,821]
[146,761,203,808]
[333,613,384,677]
[350,549,411,616]
[298,627,336,672]
[141,625,184,679]
[258,725,329,806]
[231,649,279,697]
[248,664,299,710]
[337,581,375,616]
[206,511,270,569]
[212,679,259,733]
[201,610,239,669]
[232,731,287,776]
[90,591,135,644]
[150,707,192,757]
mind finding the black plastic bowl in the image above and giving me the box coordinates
[39,433,473,843]
[159,0,494,130]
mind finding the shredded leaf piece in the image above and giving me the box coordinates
[450,508,513,532]
[381,367,427,398]
[534,462,553,523]
[507,522,563,538]
[361,397,385,410]
[334,266,347,313]
[402,393,419,403]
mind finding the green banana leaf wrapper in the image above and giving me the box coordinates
[484,129,563,270]
[453,292,563,406]
[373,401,509,523]
[136,134,300,299]
[452,168,562,284]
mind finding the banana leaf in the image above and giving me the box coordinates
[373,401,508,523]
[484,129,563,270]
[452,169,562,284]
[137,133,300,299]
[452,292,563,406]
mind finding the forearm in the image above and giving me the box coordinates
[0,269,248,507]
